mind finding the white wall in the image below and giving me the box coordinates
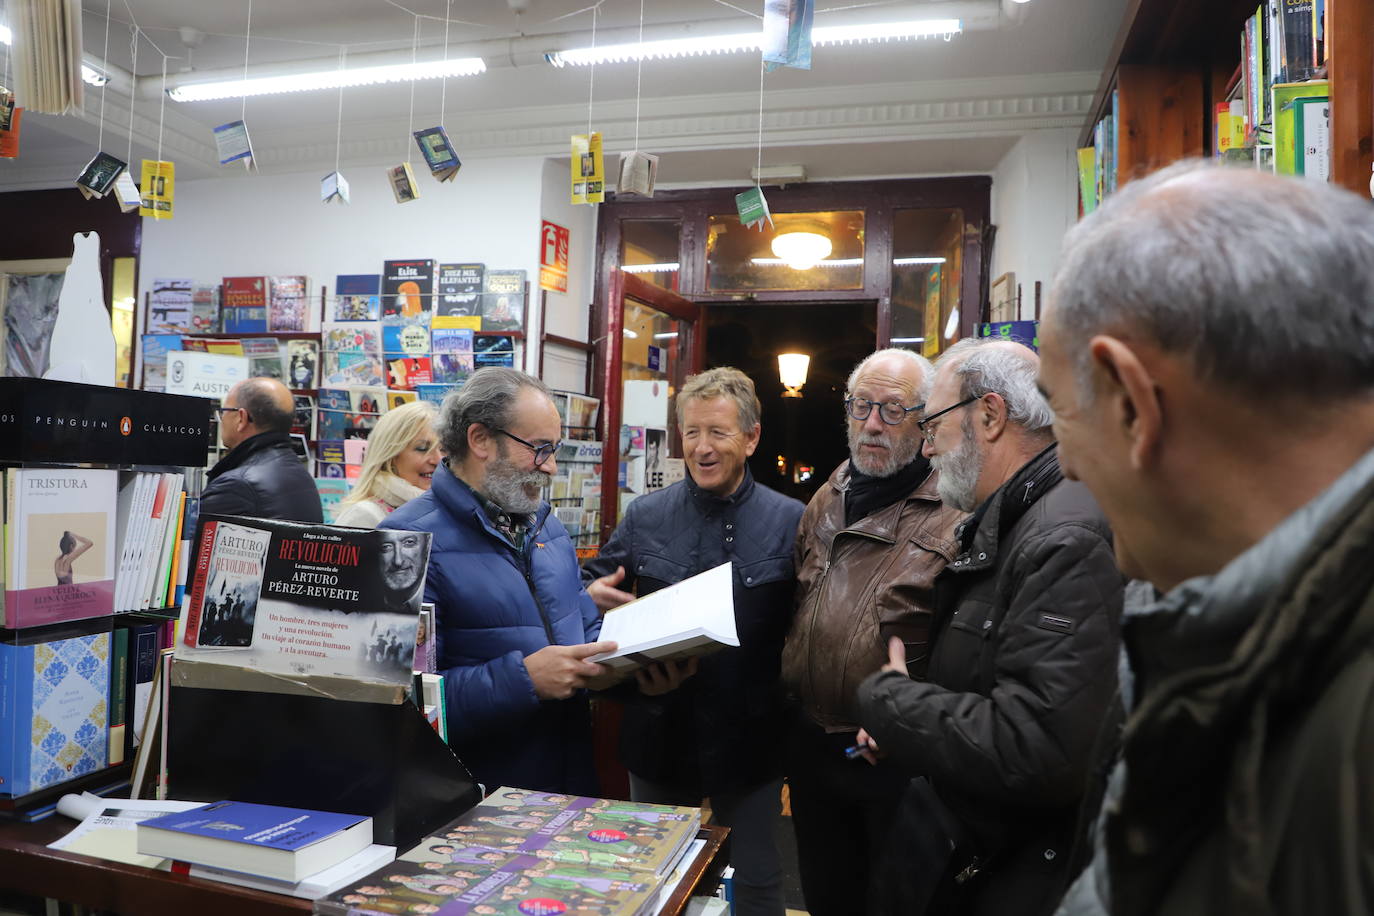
[537,158,597,394]
[138,156,548,371]
[990,127,1079,319]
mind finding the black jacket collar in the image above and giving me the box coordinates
[957,442,1062,563]
[207,431,294,481]
[685,465,755,509]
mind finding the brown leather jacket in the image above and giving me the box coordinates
[782,460,964,731]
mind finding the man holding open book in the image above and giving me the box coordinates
[583,367,805,916]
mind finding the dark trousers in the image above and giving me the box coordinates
[787,717,912,916]
[629,773,786,916]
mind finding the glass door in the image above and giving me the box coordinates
[598,269,702,543]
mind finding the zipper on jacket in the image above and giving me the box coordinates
[521,520,558,646]
[804,528,893,706]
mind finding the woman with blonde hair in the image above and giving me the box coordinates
[335,400,440,528]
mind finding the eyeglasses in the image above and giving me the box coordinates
[916,395,980,443]
[497,429,561,467]
[844,397,925,426]
[215,405,244,418]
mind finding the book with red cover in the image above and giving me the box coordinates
[222,277,268,334]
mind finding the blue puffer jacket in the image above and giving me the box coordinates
[380,461,603,796]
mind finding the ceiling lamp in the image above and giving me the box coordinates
[778,353,811,398]
[546,18,962,67]
[771,231,833,270]
[167,57,486,102]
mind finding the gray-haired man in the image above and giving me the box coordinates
[1044,163,1374,916]
[855,339,1124,916]
[381,367,615,795]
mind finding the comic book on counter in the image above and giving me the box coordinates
[173,515,431,702]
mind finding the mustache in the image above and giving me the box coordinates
[855,433,890,448]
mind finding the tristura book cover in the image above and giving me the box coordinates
[177,517,432,696]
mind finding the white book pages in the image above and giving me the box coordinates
[592,561,738,662]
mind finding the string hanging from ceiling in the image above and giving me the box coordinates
[95,0,113,152]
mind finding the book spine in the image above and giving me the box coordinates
[129,624,158,747]
[0,644,14,792]
[3,469,14,626]
[182,520,219,648]
[11,645,35,795]
[109,626,129,766]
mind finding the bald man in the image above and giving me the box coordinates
[202,376,322,523]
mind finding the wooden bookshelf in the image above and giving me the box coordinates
[1083,0,1372,194]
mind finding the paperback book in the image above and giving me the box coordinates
[431,327,475,385]
[222,277,269,334]
[4,468,119,628]
[437,263,484,317]
[0,630,111,797]
[242,338,285,381]
[332,275,382,322]
[480,270,526,333]
[387,163,420,204]
[322,321,381,354]
[382,260,435,323]
[381,321,429,357]
[413,126,462,182]
[75,151,128,200]
[269,275,310,332]
[474,334,517,370]
[137,800,372,882]
[176,517,432,697]
[147,279,192,334]
[190,284,221,333]
[288,339,320,389]
[317,390,350,440]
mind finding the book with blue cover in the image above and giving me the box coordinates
[333,275,381,322]
[137,800,373,881]
[0,630,111,797]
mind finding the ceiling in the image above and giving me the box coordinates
[0,0,1129,188]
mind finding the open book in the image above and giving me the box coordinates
[588,561,738,688]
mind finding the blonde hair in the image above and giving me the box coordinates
[340,400,439,507]
[676,367,760,432]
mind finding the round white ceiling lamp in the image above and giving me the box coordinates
[771,231,833,270]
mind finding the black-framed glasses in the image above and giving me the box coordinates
[497,429,561,466]
[214,405,244,418]
[916,395,980,443]
[844,397,925,426]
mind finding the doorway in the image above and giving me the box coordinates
[705,301,877,504]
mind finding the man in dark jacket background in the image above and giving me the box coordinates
[202,376,322,523]
[857,339,1123,916]
[381,368,614,795]
[583,367,804,916]
[1043,163,1374,916]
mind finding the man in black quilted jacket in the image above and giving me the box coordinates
[583,366,804,916]
[201,376,322,523]
[856,339,1123,916]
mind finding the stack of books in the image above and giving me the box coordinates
[317,787,701,915]
[136,800,396,899]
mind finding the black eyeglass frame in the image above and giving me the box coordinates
[844,397,926,426]
[916,394,981,440]
[496,428,562,466]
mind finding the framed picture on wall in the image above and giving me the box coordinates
[0,258,71,379]
[990,272,1017,323]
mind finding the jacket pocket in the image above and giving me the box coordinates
[737,555,792,589]
[634,553,690,586]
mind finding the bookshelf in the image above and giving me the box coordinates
[1081,0,1371,196]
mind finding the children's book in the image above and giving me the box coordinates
[382,260,435,324]
[332,275,381,322]
[437,263,484,317]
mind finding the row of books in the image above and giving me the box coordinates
[1077,92,1118,216]
[144,263,529,338]
[1,467,196,631]
[1,611,176,801]
[317,787,701,915]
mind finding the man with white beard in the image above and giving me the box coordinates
[381,367,614,795]
[854,339,1124,916]
[781,348,965,916]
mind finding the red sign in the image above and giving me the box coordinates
[539,220,570,293]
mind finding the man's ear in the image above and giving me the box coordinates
[466,422,495,461]
[978,392,1010,442]
[742,422,761,457]
[1087,335,1161,470]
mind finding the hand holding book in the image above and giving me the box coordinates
[523,640,619,699]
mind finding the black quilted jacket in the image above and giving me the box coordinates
[583,468,804,795]
[201,432,323,524]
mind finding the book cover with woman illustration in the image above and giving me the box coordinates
[3,467,118,628]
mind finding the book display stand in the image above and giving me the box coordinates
[167,686,481,851]
[0,378,212,821]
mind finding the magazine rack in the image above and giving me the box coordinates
[167,685,481,850]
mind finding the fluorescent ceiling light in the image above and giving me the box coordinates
[890,337,926,343]
[0,25,10,44]
[82,65,109,87]
[622,262,680,273]
[752,257,861,268]
[623,328,639,338]
[893,257,948,265]
[653,332,679,340]
[944,307,961,340]
[167,57,485,102]
[547,18,962,67]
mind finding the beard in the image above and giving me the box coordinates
[483,450,551,515]
[931,416,984,511]
[847,421,923,478]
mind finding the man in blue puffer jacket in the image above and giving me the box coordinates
[382,367,615,796]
